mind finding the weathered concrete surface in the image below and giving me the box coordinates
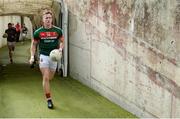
[65,0,180,118]
[0,0,52,16]
[69,13,91,86]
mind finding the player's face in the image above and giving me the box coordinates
[8,24,12,28]
[42,13,53,27]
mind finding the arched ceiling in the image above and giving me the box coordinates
[0,0,54,16]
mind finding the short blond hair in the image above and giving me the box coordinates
[40,8,54,18]
[39,8,55,25]
[42,9,53,15]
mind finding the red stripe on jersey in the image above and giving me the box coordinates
[40,32,46,37]
[40,32,58,39]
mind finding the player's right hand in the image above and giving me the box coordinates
[29,56,35,64]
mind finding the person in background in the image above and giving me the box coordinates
[21,23,28,43]
[15,22,21,42]
[12,23,15,29]
[4,23,17,63]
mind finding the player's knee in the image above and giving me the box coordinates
[43,75,50,81]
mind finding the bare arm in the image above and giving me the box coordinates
[59,36,64,51]
[29,39,38,64]
[30,40,38,56]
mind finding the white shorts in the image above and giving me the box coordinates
[22,33,27,37]
[39,54,57,71]
[7,42,15,46]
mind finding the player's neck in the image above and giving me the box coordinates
[44,24,52,29]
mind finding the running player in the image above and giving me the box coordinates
[4,23,17,63]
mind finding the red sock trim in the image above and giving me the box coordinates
[45,93,51,99]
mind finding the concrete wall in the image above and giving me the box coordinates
[65,0,180,118]
[0,16,32,48]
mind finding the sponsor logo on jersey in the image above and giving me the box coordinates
[40,32,58,39]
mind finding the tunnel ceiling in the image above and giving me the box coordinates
[0,0,54,16]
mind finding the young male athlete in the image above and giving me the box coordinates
[29,8,64,109]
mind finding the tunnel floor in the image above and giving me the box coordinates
[0,40,136,118]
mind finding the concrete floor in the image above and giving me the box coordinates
[0,40,137,118]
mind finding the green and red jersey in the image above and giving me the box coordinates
[33,26,63,56]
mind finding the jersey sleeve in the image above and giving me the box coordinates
[57,28,63,39]
[33,30,40,42]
